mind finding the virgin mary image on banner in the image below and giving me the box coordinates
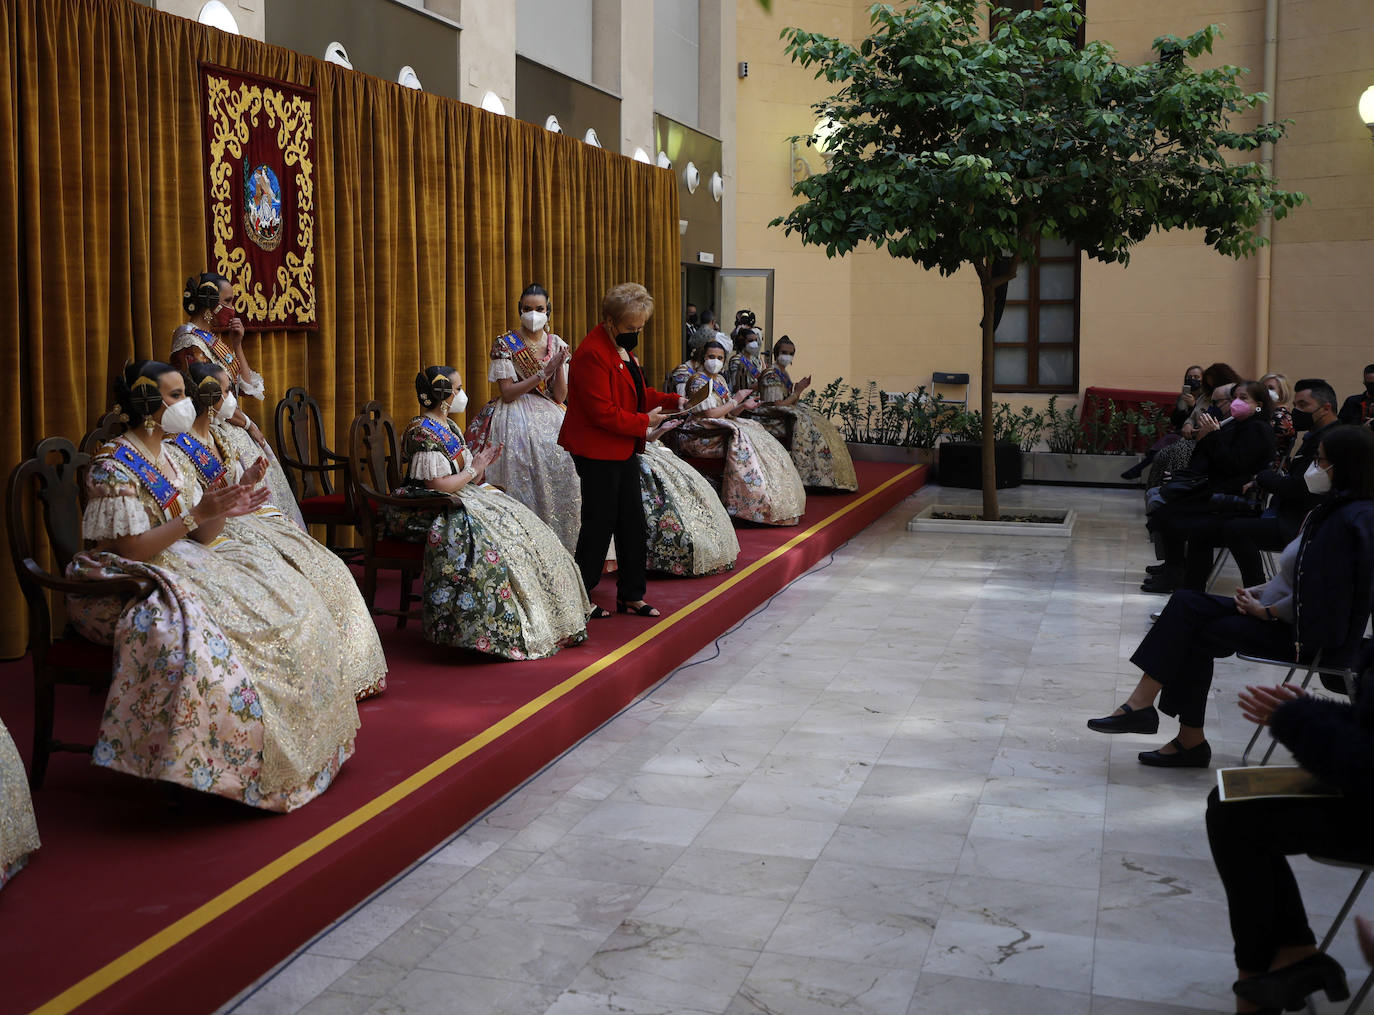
[200,64,317,330]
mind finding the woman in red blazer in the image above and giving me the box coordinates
[559,283,684,617]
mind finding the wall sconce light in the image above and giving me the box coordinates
[790,115,840,185]
[583,128,602,148]
[544,114,562,133]
[398,66,423,90]
[656,151,672,170]
[324,42,353,69]
[480,91,507,115]
[632,147,652,164]
[197,0,240,34]
[684,161,701,194]
[1360,86,1374,144]
[710,171,723,202]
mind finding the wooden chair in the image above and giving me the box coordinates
[346,402,450,628]
[6,437,153,788]
[274,386,356,556]
[79,411,125,460]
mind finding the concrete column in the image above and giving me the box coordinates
[704,0,736,267]
[619,0,654,156]
[453,0,515,110]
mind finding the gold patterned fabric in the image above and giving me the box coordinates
[182,424,388,702]
[66,438,359,810]
[640,442,739,576]
[0,714,40,890]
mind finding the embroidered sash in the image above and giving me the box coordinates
[190,327,240,384]
[173,432,228,488]
[419,416,465,462]
[691,372,732,404]
[113,443,181,513]
[499,331,552,399]
[737,356,761,385]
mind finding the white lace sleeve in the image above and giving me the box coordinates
[237,364,266,401]
[409,451,453,481]
[83,495,151,541]
[488,358,518,382]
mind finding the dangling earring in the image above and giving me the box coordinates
[204,309,214,326]
[143,414,158,434]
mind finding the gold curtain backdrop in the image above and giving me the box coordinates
[0,0,682,658]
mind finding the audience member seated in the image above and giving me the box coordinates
[665,333,707,397]
[464,282,579,552]
[169,364,388,701]
[677,339,806,526]
[1148,362,1245,487]
[751,336,858,492]
[1088,425,1374,769]
[66,361,360,811]
[639,419,740,577]
[385,367,589,659]
[0,715,39,889]
[1337,363,1374,426]
[1143,381,1276,592]
[1122,364,1203,480]
[727,326,764,393]
[170,271,304,530]
[1193,379,1341,589]
[1262,372,1296,465]
[1207,649,1374,1013]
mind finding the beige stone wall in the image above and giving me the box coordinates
[732,0,1372,411]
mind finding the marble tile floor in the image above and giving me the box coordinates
[221,484,1369,1015]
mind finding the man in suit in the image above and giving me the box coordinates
[1337,364,1374,425]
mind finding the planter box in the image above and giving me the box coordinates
[936,442,1022,490]
[907,504,1077,537]
[1023,452,1144,487]
[844,443,935,467]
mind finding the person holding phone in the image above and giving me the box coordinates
[387,367,589,659]
[558,283,685,618]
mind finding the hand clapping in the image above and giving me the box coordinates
[1237,683,1306,726]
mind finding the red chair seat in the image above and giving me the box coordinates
[47,635,113,671]
[372,539,425,561]
[299,493,348,517]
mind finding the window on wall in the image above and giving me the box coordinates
[992,237,1080,393]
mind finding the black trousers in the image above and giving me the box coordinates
[1180,513,1295,590]
[1131,590,1296,727]
[572,453,647,603]
[1206,786,1372,971]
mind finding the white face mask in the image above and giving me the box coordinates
[160,396,197,434]
[447,389,469,414]
[704,358,724,374]
[744,340,760,354]
[1304,460,1332,495]
[520,310,548,333]
[214,390,238,424]
[776,353,794,368]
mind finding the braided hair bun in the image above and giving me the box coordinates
[187,361,226,415]
[183,272,227,316]
[415,366,457,408]
[113,360,176,429]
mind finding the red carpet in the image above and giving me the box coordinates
[0,461,925,1015]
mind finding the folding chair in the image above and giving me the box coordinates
[931,372,970,411]
[1304,854,1374,1015]
[1239,649,1359,766]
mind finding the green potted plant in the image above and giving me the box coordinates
[805,380,939,466]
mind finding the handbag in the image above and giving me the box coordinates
[1159,474,1208,502]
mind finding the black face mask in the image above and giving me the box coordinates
[1185,377,1201,390]
[615,330,640,351]
[686,313,697,326]
[1364,381,1374,398]
[1291,408,1314,431]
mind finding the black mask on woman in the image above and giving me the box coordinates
[615,331,640,351]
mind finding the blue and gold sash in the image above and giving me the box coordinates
[691,372,733,404]
[500,331,551,398]
[737,356,761,385]
[172,432,228,488]
[113,443,181,512]
[419,416,465,461]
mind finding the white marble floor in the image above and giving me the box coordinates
[220,484,1369,1015]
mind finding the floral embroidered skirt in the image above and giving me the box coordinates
[639,442,739,576]
[0,715,39,890]
[387,486,589,659]
[677,418,806,526]
[752,405,858,492]
[65,538,359,812]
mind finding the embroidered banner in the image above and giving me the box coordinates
[200,64,317,330]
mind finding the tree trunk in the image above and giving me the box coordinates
[979,279,999,521]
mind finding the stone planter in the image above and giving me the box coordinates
[936,442,1023,489]
[907,504,1077,537]
[844,443,935,467]
[1023,452,1144,487]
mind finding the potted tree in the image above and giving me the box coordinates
[771,0,1304,521]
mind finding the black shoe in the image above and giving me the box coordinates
[1138,738,1212,768]
[1141,569,1182,594]
[1121,461,1147,480]
[1233,952,1349,1009]
[1087,703,1160,735]
[1145,562,1170,575]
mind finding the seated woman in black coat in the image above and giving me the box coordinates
[1089,425,1374,768]
[1143,380,1277,593]
[1208,649,1374,1013]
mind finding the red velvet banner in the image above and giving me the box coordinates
[200,63,317,330]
